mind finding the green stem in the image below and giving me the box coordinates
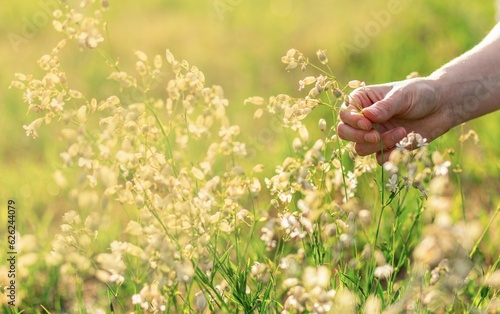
[469,205,500,258]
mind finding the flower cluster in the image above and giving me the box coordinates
[52,0,108,49]
[281,265,336,313]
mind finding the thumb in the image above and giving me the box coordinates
[362,92,404,124]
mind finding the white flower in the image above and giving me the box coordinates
[23,118,43,138]
[415,133,428,148]
[318,118,327,132]
[23,88,34,104]
[303,266,331,289]
[383,161,399,174]
[194,291,207,311]
[374,264,394,280]
[395,139,409,152]
[50,96,65,111]
[434,160,451,176]
[348,80,365,89]
[386,174,398,192]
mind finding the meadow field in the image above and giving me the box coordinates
[1,0,499,313]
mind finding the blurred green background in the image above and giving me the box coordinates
[1,0,499,239]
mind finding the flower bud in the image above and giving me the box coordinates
[348,80,365,89]
[292,137,302,152]
[298,125,309,142]
[316,49,328,64]
[318,118,327,132]
[333,88,343,98]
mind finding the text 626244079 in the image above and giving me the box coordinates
[6,199,16,306]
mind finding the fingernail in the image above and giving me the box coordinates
[364,132,378,143]
[357,120,369,131]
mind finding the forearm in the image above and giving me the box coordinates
[428,23,500,126]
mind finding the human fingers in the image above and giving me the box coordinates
[362,98,402,124]
[340,84,394,129]
[353,127,406,156]
[362,84,413,124]
[338,107,373,131]
[337,122,381,143]
[347,84,392,110]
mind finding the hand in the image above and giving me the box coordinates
[337,78,453,164]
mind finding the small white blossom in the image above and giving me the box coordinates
[434,160,451,176]
[386,174,398,192]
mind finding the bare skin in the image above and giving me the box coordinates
[338,23,500,164]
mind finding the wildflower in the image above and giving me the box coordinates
[383,161,399,175]
[395,139,409,152]
[374,264,394,280]
[363,295,382,314]
[134,50,148,62]
[316,49,328,64]
[459,129,479,144]
[136,61,147,76]
[9,80,25,89]
[261,219,277,250]
[332,88,344,98]
[95,253,126,276]
[298,76,316,91]
[413,235,442,266]
[432,152,452,176]
[343,171,357,201]
[78,17,105,49]
[308,87,320,98]
[348,80,365,89]
[252,108,263,119]
[386,174,398,193]
[485,270,500,288]
[281,213,307,239]
[373,250,386,266]
[194,291,207,311]
[282,48,298,70]
[53,171,68,188]
[132,294,142,305]
[303,266,331,289]
[292,137,302,152]
[333,289,358,314]
[282,278,300,289]
[358,209,371,226]
[244,96,265,105]
[415,133,428,148]
[23,118,44,138]
[22,88,35,104]
[318,118,327,132]
[73,106,87,124]
[353,155,376,175]
[176,260,195,283]
[191,167,205,181]
[109,273,125,284]
[252,164,264,173]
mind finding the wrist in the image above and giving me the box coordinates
[425,73,472,129]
